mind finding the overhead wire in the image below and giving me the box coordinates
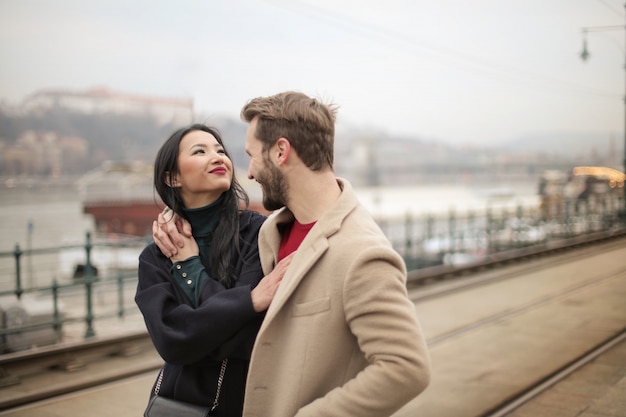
[265,0,623,101]
[593,0,624,18]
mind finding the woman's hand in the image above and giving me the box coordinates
[251,253,295,312]
[153,207,194,259]
[169,231,199,263]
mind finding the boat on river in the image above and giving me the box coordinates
[77,161,160,237]
[77,161,268,238]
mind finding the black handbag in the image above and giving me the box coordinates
[144,395,213,417]
[144,359,228,417]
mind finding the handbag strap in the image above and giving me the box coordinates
[154,367,164,395]
[210,358,228,412]
[153,358,228,412]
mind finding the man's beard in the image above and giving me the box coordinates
[258,159,288,211]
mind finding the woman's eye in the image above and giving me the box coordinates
[193,149,205,155]
[217,149,226,155]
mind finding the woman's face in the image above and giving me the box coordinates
[173,130,233,208]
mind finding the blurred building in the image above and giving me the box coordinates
[0,131,89,177]
[22,86,193,127]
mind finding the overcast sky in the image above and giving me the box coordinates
[1,0,625,147]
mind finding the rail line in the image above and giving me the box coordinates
[0,332,160,410]
[482,329,626,417]
[424,265,626,347]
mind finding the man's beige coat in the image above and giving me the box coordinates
[243,179,430,417]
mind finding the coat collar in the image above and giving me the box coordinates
[258,178,359,325]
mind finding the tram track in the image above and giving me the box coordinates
[408,234,626,347]
[482,329,626,417]
[425,265,626,347]
[0,332,160,411]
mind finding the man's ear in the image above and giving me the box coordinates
[275,137,291,166]
[164,172,180,188]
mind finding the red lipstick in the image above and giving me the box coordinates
[210,167,227,174]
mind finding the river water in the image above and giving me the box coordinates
[0,184,94,253]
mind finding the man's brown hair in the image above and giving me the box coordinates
[241,91,337,171]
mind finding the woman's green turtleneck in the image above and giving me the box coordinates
[170,196,223,307]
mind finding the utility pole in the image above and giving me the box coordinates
[579,4,626,224]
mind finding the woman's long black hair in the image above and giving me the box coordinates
[154,123,250,287]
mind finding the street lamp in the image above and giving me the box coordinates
[580,5,626,224]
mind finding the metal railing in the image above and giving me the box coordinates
[0,232,148,353]
[377,194,624,270]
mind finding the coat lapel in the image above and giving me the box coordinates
[265,234,329,320]
[256,178,358,332]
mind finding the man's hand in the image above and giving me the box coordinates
[251,253,295,313]
[153,207,193,259]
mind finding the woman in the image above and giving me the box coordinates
[136,124,290,416]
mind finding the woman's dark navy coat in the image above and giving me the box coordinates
[135,210,265,417]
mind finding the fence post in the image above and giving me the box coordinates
[583,199,590,234]
[52,279,62,335]
[404,212,413,270]
[117,272,125,318]
[567,200,586,238]
[486,206,494,253]
[448,208,456,254]
[563,199,578,238]
[13,244,23,300]
[426,214,434,241]
[467,210,476,251]
[516,204,523,249]
[84,231,96,338]
[601,195,608,231]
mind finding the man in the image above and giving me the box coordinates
[155,91,431,416]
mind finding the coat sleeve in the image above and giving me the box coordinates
[135,241,262,364]
[207,223,266,360]
[295,246,431,417]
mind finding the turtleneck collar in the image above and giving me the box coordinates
[182,195,224,238]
